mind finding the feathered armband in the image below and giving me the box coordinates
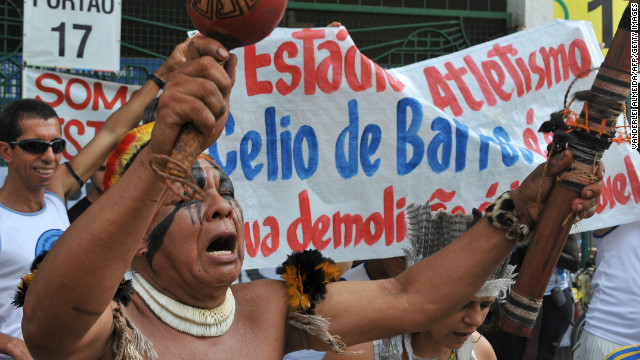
[276,249,349,354]
[12,251,48,308]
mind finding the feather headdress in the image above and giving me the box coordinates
[103,122,154,191]
[403,202,515,299]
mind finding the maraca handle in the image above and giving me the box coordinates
[166,123,203,179]
[149,123,206,201]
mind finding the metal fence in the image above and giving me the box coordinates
[1,0,511,109]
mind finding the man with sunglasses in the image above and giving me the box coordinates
[0,39,192,360]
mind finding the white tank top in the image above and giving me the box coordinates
[374,333,478,360]
[0,191,69,342]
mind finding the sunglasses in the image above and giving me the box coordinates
[9,138,66,154]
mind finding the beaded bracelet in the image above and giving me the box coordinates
[148,73,165,89]
[485,191,533,246]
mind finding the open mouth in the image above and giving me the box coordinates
[205,234,236,256]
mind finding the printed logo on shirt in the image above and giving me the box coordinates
[606,344,640,360]
[35,229,63,256]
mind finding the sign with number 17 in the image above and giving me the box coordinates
[23,0,121,72]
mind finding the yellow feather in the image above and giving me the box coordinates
[316,262,341,283]
[283,264,311,311]
[23,272,35,287]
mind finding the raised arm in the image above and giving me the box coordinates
[303,151,603,351]
[21,36,236,360]
[47,38,192,200]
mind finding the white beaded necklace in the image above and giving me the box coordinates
[130,270,235,337]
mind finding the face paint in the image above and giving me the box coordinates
[145,155,242,269]
[146,199,202,268]
[193,160,206,190]
[203,157,243,224]
[146,206,179,268]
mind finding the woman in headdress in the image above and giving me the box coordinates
[323,204,511,360]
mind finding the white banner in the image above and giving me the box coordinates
[23,0,121,71]
[22,21,640,269]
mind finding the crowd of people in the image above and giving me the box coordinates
[0,30,634,360]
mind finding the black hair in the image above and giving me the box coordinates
[141,98,159,125]
[0,99,59,142]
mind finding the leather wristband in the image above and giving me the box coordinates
[148,74,165,89]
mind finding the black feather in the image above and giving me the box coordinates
[12,251,49,308]
[539,111,568,133]
[30,251,48,271]
[277,249,337,313]
[12,285,26,308]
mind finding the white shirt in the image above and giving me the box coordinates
[0,192,69,349]
[585,221,640,345]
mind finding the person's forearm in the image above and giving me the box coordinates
[91,49,183,143]
[23,148,165,350]
[60,79,163,199]
[0,332,33,360]
[152,60,176,83]
[395,216,514,326]
[99,77,163,131]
